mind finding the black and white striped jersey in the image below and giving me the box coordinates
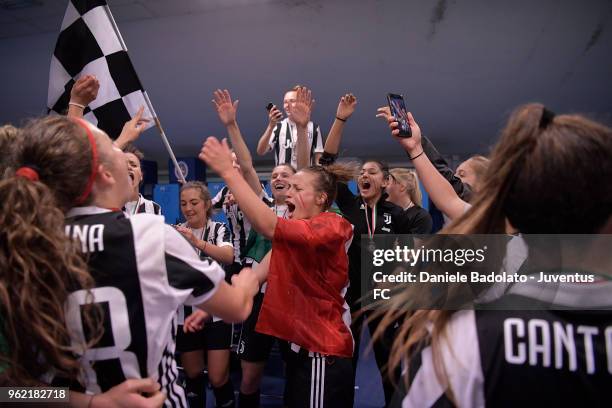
[123,193,162,216]
[64,207,225,407]
[212,185,269,264]
[269,118,323,167]
[401,278,612,408]
[176,219,233,324]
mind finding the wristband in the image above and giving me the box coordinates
[410,150,424,160]
[336,116,347,122]
[69,102,86,110]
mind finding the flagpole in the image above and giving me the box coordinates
[103,4,187,184]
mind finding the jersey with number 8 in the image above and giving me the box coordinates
[64,207,225,407]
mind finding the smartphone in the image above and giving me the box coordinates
[266,102,274,111]
[386,93,411,138]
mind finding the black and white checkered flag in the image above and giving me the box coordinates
[47,0,155,138]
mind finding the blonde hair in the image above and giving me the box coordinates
[389,168,422,206]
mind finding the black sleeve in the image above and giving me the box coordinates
[318,151,338,166]
[335,181,358,214]
[420,135,473,202]
[407,207,433,234]
[211,186,227,209]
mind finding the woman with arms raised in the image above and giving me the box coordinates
[199,94,357,406]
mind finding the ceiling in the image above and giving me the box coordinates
[1,0,611,169]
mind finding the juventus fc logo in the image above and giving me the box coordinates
[384,213,392,224]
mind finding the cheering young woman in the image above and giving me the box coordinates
[199,99,358,406]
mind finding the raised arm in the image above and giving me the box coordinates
[324,93,357,155]
[212,89,262,195]
[376,106,470,200]
[67,75,99,119]
[200,137,277,239]
[198,269,257,322]
[291,86,315,170]
[114,106,149,149]
[383,110,468,220]
[256,104,283,155]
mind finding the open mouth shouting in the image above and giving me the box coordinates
[359,179,372,196]
[285,200,296,218]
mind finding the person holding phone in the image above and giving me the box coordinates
[256,85,324,168]
[376,105,474,221]
[320,93,420,406]
[380,103,612,407]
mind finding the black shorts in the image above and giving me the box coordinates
[237,292,279,362]
[177,320,234,352]
[285,348,354,408]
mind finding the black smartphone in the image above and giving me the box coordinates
[387,93,411,138]
[266,102,274,111]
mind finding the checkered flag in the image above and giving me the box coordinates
[47,0,155,138]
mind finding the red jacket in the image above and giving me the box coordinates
[256,212,354,357]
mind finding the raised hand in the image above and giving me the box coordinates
[70,75,99,106]
[290,86,314,128]
[388,111,423,156]
[268,105,283,126]
[199,137,235,178]
[115,106,150,148]
[212,89,238,126]
[336,93,357,120]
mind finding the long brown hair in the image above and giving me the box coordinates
[0,116,103,385]
[0,125,19,176]
[374,103,612,397]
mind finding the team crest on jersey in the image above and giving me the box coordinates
[384,213,392,224]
